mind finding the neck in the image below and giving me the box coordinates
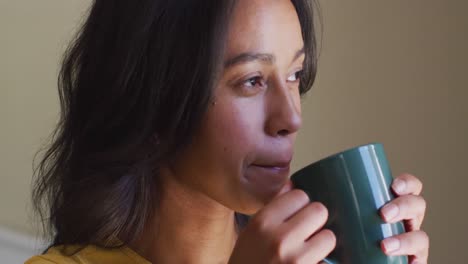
[129,169,238,264]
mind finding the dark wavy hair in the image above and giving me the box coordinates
[32,0,320,249]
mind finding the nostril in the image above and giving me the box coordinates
[277,129,289,136]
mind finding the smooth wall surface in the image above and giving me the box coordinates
[1,0,466,262]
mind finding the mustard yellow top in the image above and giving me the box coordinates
[24,244,151,264]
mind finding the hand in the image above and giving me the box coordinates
[380,173,430,264]
[229,181,336,264]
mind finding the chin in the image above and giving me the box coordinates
[230,164,289,214]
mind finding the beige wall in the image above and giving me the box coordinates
[1,0,91,236]
[1,0,466,262]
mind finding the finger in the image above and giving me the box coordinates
[392,173,423,196]
[281,202,328,243]
[297,229,336,264]
[275,179,294,198]
[253,189,310,227]
[381,230,429,263]
[380,195,426,230]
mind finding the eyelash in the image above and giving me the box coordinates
[240,69,303,89]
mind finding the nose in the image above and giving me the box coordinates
[264,79,302,137]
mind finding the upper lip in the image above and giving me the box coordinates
[250,143,293,168]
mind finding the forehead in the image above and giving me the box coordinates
[225,0,304,60]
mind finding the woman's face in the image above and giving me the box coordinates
[167,0,305,214]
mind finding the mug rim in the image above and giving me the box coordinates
[305,142,383,167]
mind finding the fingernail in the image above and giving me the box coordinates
[383,237,400,253]
[382,203,399,221]
[392,179,406,194]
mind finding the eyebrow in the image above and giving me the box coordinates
[224,47,305,68]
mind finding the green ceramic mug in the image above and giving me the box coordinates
[291,143,408,264]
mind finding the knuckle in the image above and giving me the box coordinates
[275,230,289,244]
[285,258,303,264]
[283,257,298,264]
[292,189,311,203]
[400,172,417,181]
[413,230,430,257]
[417,230,430,245]
[309,202,328,219]
[397,196,412,209]
[404,230,429,248]
[399,195,426,214]
[419,180,424,191]
[270,234,289,261]
[319,229,337,247]
[419,195,426,206]
[249,215,269,233]
[417,195,427,211]
[401,173,423,191]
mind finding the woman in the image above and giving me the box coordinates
[26,0,429,263]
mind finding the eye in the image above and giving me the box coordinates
[231,72,268,96]
[242,75,266,88]
[287,69,303,82]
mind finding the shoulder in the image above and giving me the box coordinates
[24,256,70,264]
[24,244,150,264]
[24,246,80,264]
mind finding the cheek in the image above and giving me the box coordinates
[171,99,266,212]
[204,102,273,212]
[206,101,263,166]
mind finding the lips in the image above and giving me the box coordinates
[252,160,291,169]
[244,159,292,195]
